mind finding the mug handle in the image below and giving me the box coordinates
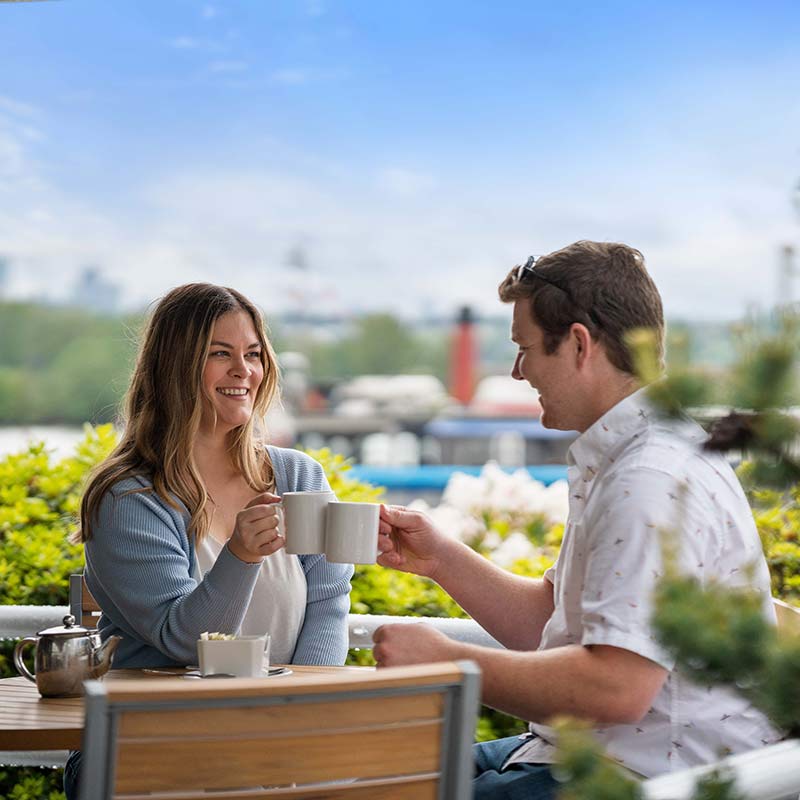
[13,638,37,683]
[274,500,285,539]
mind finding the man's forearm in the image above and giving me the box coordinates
[429,539,554,651]
[445,641,666,725]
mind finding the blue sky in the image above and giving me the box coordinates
[1,0,799,320]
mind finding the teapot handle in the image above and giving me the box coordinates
[13,638,37,683]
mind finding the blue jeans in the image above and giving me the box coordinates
[473,736,559,800]
[63,750,81,800]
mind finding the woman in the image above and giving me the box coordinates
[78,282,352,667]
[64,284,352,796]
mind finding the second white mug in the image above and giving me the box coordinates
[325,502,380,564]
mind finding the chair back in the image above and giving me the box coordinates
[69,573,101,628]
[78,660,481,800]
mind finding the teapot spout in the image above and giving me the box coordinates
[91,635,122,678]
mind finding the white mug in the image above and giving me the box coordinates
[325,502,380,564]
[280,490,336,555]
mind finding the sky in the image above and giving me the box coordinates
[1,0,799,322]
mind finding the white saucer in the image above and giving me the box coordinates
[183,666,292,679]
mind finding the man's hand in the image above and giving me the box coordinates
[372,623,462,667]
[227,492,285,564]
[377,505,454,580]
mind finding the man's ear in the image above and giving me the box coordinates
[570,323,593,366]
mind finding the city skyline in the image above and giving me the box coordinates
[1,0,799,321]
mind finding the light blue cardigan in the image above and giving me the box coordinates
[84,447,353,668]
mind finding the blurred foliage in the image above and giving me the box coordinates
[284,313,450,383]
[0,302,765,425]
[552,721,745,800]
[552,720,642,800]
[738,472,800,603]
[0,766,64,800]
[0,302,139,425]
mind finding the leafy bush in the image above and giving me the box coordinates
[0,425,116,607]
[738,468,800,603]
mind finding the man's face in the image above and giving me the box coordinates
[510,299,577,431]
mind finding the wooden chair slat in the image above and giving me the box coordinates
[113,723,442,793]
[113,773,439,800]
[118,692,443,738]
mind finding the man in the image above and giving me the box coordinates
[374,241,780,799]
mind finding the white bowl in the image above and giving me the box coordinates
[196,634,270,677]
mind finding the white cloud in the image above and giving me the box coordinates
[169,36,202,50]
[304,0,327,17]
[208,59,247,74]
[270,68,311,86]
[376,168,436,197]
[0,96,39,118]
[201,4,218,19]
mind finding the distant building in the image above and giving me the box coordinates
[70,267,121,314]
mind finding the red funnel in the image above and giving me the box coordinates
[450,306,476,405]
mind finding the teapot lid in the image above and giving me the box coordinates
[37,614,93,637]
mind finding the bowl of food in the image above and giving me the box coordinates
[196,631,270,677]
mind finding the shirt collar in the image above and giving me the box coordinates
[567,386,655,476]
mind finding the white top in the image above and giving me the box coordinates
[507,388,782,777]
[194,536,307,665]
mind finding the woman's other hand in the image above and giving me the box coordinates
[227,492,284,563]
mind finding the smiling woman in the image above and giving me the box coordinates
[64,284,354,799]
[202,311,266,435]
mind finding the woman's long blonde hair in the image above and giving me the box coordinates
[78,283,280,542]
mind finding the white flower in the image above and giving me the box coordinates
[490,532,539,567]
[439,462,569,526]
[409,498,484,544]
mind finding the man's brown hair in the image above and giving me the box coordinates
[498,240,664,375]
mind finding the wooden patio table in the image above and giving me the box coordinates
[0,665,372,752]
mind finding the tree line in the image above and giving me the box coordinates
[0,303,452,425]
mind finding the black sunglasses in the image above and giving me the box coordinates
[516,255,603,328]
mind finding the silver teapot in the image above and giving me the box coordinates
[13,615,122,697]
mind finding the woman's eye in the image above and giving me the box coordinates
[246,351,261,359]
[210,350,229,358]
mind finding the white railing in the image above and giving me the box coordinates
[0,605,502,650]
[2,605,799,800]
[642,740,800,800]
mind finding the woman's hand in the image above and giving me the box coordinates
[377,504,453,581]
[227,492,285,564]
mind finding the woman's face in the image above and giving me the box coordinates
[200,309,265,435]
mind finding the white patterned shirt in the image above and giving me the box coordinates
[506,388,782,777]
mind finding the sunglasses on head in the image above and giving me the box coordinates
[516,255,602,328]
